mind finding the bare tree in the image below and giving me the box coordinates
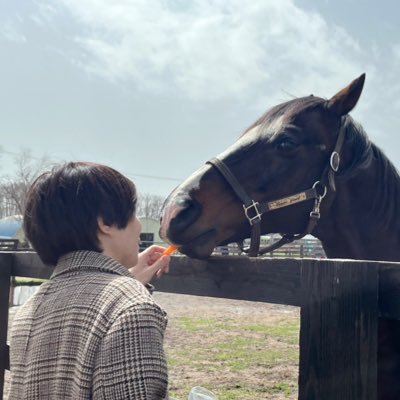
[0,150,165,222]
[0,149,51,218]
[136,193,165,220]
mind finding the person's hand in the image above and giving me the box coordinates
[129,245,170,285]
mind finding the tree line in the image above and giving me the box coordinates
[0,149,165,221]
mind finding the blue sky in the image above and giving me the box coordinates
[1,0,399,196]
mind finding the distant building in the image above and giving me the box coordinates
[139,217,166,250]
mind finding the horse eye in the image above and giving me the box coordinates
[276,138,298,152]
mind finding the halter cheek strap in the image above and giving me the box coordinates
[206,157,263,256]
[206,117,347,257]
[327,118,347,192]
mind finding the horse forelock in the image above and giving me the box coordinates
[242,95,326,138]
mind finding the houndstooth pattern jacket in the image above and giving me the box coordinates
[8,250,169,399]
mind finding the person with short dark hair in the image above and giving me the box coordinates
[8,162,171,400]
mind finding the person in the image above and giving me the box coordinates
[8,161,172,400]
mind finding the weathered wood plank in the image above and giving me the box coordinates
[9,252,53,280]
[298,259,378,400]
[378,264,400,320]
[156,255,304,306]
[5,253,400,319]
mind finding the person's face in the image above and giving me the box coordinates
[99,215,142,268]
[117,215,142,268]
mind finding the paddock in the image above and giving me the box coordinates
[1,251,400,399]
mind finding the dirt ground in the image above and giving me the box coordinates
[5,293,300,399]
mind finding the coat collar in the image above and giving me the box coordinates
[51,250,132,280]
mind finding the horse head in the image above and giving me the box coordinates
[160,74,366,259]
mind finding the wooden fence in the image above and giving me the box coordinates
[1,251,400,399]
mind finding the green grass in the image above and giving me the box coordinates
[14,277,47,286]
[170,333,297,372]
[176,316,227,332]
[166,316,299,399]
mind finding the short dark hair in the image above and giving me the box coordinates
[23,162,137,265]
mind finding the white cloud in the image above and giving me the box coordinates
[30,2,58,26]
[35,0,368,101]
[1,20,27,44]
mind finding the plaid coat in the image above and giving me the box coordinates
[8,251,169,399]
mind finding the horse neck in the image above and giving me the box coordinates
[315,152,400,262]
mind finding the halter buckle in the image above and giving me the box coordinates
[310,210,320,219]
[309,195,322,220]
[243,201,262,226]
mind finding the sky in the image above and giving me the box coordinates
[1,0,400,197]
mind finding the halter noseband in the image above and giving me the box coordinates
[206,117,347,257]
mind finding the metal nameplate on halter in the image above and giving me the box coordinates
[243,201,262,225]
[268,192,307,210]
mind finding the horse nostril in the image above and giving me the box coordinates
[170,197,201,233]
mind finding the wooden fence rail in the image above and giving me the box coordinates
[1,251,400,399]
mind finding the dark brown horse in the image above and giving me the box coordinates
[160,74,400,399]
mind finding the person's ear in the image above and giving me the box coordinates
[97,217,112,236]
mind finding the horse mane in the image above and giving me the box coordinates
[338,117,373,179]
[338,117,400,233]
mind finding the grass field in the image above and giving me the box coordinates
[156,293,300,400]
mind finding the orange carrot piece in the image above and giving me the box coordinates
[163,245,178,255]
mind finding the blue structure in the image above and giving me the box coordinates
[0,215,23,238]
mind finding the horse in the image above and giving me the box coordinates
[159,74,400,399]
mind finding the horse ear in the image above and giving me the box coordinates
[326,73,366,116]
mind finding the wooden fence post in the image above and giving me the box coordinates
[299,260,378,400]
[0,253,11,398]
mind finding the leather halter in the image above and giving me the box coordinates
[206,117,347,257]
